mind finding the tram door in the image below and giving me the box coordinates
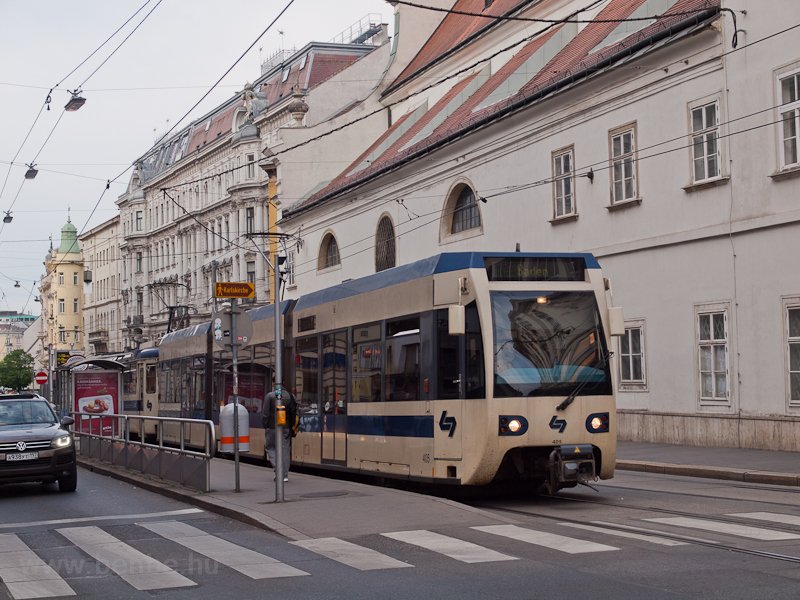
[321,331,347,463]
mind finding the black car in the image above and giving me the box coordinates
[0,393,77,492]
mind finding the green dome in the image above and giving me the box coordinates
[57,219,80,254]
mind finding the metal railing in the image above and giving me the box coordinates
[70,413,216,492]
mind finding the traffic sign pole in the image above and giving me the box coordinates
[231,298,240,493]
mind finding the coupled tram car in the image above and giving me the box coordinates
[127,251,624,493]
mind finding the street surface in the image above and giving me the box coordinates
[1,467,799,599]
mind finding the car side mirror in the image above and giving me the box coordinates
[61,416,75,427]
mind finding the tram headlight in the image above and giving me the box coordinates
[585,412,610,433]
[499,415,528,436]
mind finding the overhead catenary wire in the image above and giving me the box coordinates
[162,0,744,194]
[0,0,160,207]
[11,5,800,307]
[43,0,298,284]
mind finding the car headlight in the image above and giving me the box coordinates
[52,435,73,448]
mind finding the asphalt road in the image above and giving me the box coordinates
[1,467,799,599]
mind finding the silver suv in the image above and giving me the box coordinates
[0,393,77,492]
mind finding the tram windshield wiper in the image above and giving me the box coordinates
[556,343,612,412]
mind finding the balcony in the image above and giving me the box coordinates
[88,329,108,343]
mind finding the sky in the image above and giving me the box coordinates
[0,0,391,315]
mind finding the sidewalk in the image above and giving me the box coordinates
[77,440,800,541]
[616,441,800,487]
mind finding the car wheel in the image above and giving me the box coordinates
[58,469,77,493]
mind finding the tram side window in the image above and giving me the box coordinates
[190,357,206,416]
[386,317,420,401]
[295,336,319,414]
[352,323,382,402]
[437,310,460,399]
[465,303,485,399]
[322,332,347,413]
[435,303,484,399]
[146,365,157,394]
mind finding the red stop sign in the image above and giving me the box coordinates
[34,371,48,385]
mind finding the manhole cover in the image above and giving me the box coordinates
[301,491,349,498]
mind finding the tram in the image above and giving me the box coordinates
[151,251,624,491]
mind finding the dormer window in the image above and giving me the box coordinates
[281,68,290,83]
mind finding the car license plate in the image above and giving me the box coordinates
[6,451,39,461]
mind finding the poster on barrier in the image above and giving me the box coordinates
[72,370,120,436]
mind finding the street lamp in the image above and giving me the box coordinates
[24,163,38,179]
[3,212,12,224]
[64,90,86,112]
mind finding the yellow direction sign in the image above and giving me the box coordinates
[215,281,255,299]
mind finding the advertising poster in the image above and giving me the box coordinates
[73,371,120,435]
[223,373,267,427]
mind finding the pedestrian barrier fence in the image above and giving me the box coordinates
[69,413,216,492]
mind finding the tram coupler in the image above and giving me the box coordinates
[546,444,596,492]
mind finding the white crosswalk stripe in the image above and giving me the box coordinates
[473,525,618,554]
[643,517,800,541]
[140,520,308,579]
[291,537,413,570]
[0,534,75,599]
[382,530,517,563]
[727,512,800,527]
[57,526,196,591]
[561,522,688,546]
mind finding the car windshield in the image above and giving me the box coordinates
[0,400,57,426]
[491,290,612,397]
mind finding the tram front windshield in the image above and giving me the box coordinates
[491,290,612,397]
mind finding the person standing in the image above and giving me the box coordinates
[262,384,297,482]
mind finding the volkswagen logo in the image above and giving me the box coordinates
[15,441,26,452]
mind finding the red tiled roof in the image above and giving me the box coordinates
[290,0,720,216]
[188,105,236,152]
[304,73,482,204]
[389,0,532,92]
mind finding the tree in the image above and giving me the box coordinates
[0,349,34,392]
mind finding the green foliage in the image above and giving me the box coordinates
[0,350,35,391]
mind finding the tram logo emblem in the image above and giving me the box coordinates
[439,411,457,437]
[549,416,567,433]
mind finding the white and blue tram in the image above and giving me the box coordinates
[153,252,623,491]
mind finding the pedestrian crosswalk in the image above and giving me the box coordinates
[1,510,799,598]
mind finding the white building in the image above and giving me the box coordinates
[278,0,800,450]
[117,22,389,348]
[79,216,123,355]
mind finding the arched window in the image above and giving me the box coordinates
[375,216,396,272]
[451,186,481,233]
[318,233,341,270]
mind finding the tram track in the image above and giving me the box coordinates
[469,493,800,565]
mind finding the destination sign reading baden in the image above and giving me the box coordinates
[215,281,255,299]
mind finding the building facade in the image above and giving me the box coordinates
[278,0,800,450]
[37,218,85,396]
[116,24,389,348]
[78,215,123,355]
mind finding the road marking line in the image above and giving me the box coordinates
[56,526,195,591]
[140,521,308,579]
[0,534,75,599]
[292,538,413,570]
[727,512,800,527]
[644,517,800,541]
[0,508,204,530]
[560,522,687,546]
[473,524,618,554]
[382,530,518,563]
[591,522,719,544]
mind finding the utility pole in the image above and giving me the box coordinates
[273,254,285,501]
[245,230,289,502]
[205,261,218,421]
